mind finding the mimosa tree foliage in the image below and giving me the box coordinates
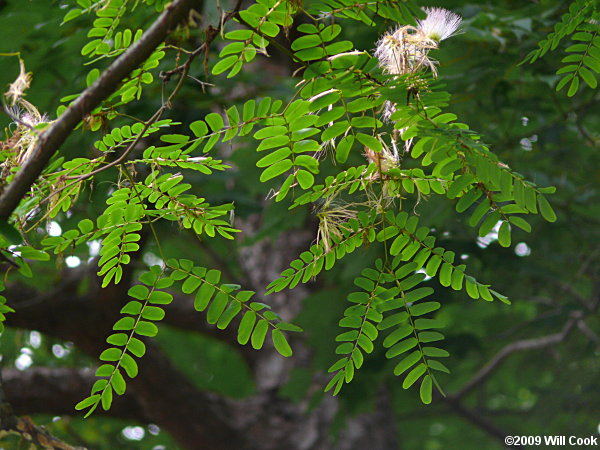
[0,0,598,448]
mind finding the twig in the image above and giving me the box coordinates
[441,396,523,449]
[453,312,582,400]
[0,0,201,221]
[159,0,244,81]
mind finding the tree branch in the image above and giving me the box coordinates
[452,312,582,400]
[4,276,252,450]
[0,0,201,221]
[441,397,523,449]
[4,267,259,367]
[2,367,144,422]
[1,368,84,449]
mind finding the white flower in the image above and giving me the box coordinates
[371,8,462,159]
[374,26,437,76]
[417,7,462,42]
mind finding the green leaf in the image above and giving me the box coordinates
[95,364,113,377]
[295,46,325,61]
[141,305,165,321]
[148,291,173,305]
[182,275,203,294]
[127,338,146,358]
[120,353,138,378]
[251,319,269,349]
[420,375,433,404]
[291,34,321,51]
[322,121,349,141]
[259,159,293,182]
[556,73,573,92]
[62,8,82,23]
[112,369,126,395]
[106,333,128,346]
[498,221,511,247]
[128,284,149,300]
[383,324,414,347]
[113,317,135,331]
[195,283,216,311]
[17,247,50,261]
[423,347,450,357]
[99,348,121,362]
[509,216,531,233]
[335,135,354,164]
[537,195,557,222]
[355,133,382,152]
[410,301,441,316]
[428,360,450,374]
[419,331,444,343]
[583,55,600,74]
[205,113,224,132]
[386,338,418,358]
[456,189,482,213]
[403,363,426,389]
[256,143,291,165]
[295,155,319,173]
[439,263,453,287]
[207,292,228,324]
[120,301,143,315]
[296,170,314,189]
[393,351,420,376]
[81,39,101,56]
[272,328,293,357]
[567,76,579,97]
[447,174,475,199]
[579,66,597,88]
[260,21,279,37]
[414,318,444,330]
[226,29,253,40]
[325,371,344,394]
[135,321,159,337]
[424,254,442,277]
[17,260,32,278]
[216,301,242,329]
[468,199,491,227]
[276,322,303,332]
[238,311,256,345]
[75,395,100,411]
[212,55,238,75]
[75,220,94,236]
[190,120,208,138]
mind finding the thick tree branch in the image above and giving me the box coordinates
[4,268,258,366]
[0,416,82,450]
[1,369,83,449]
[4,276,251,450]
[0,0,201,221]
[2,367,144,422]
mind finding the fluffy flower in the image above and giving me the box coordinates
[316,202,356,252]
[2,99,49,170]
[417,7,462,42]
[5,58,32,106]
[372,8,462,160]
[374,26,437,76]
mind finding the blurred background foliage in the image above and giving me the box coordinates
[0,0,598,448]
